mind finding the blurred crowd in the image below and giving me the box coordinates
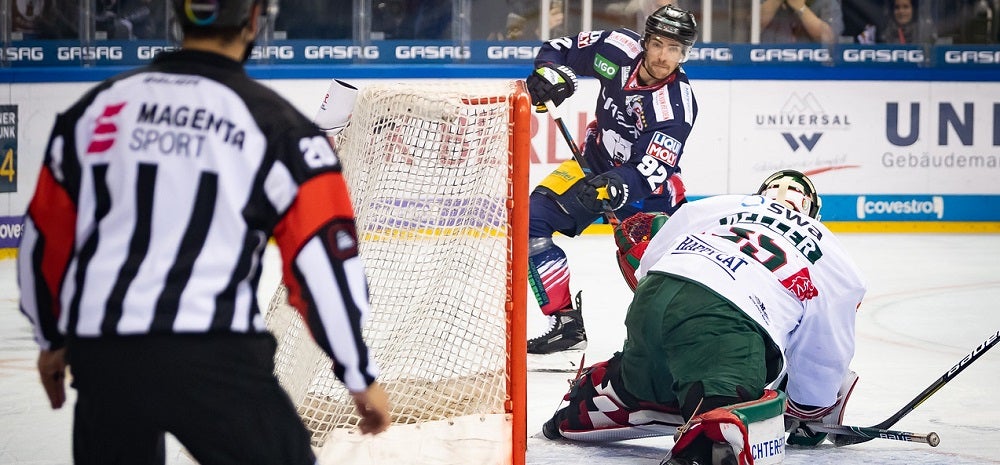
[6,0,998,45]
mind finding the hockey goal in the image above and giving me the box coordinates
[265,80,530,465]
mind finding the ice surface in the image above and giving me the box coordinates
[2,233,998,464]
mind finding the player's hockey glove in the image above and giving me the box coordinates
[576,172,628,214]
[526,64,578,109]
[784,370,859,447]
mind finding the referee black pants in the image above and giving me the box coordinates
[67,333,316,465]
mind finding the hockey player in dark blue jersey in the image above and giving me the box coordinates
[525,5,700,355]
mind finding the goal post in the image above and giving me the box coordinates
[266,80,530,465]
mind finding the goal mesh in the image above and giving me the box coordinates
[265,80,529,464]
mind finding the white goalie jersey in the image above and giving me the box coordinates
[637,194,868,409]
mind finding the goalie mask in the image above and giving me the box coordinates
[614,212,670,291]
[756,169,822,220]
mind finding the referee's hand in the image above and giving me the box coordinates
[351,382,391,435]
[37,348,67,409]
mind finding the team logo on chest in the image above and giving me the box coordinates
[625,95,646,132]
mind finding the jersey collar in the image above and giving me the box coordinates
[625,59,678,91]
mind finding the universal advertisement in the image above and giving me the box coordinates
[530,79,1000,223]
[1,78,998,234]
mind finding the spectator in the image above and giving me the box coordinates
[760,0,844,43]
[960,0,996,43]
[120,0,167,39]
[11,0,46,37]
[879,0,937,44]
[842,0,883,43]
[603,0,686,32]
[31,0,80,39]
[96,0,133,39]
[504,0,568,40]
[275,0,351,39]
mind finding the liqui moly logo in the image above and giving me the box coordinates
[645,132,681,166]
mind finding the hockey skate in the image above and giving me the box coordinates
[528,291,587,355]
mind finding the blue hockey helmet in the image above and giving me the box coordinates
[644,5,698,48]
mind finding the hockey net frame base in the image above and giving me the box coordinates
[265,80,530,465]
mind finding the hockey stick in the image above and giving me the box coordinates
[807,423,940,447]
[834,329,1000,446]
[541,100,620,227]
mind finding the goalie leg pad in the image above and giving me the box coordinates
[551,354,684,442]
[663,390,787,465]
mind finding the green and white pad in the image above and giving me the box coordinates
[725,389,787,465]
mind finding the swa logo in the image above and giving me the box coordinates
[86,102,127,154]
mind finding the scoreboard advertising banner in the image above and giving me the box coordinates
[722,80,999,223]
[0,52,997,253]
[530,79,1000,226]
[3,40,1000,68]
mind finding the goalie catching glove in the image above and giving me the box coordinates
[614,212,670,290]
[526,64,578,109]
[784,370,859,447]
[576,172,628,214]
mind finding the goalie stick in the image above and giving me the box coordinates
[834,329,1000,447]
[807,423,940,447]
[541,101,620,227]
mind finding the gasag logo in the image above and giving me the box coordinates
[395,45,470,60]
[750,47,831,63]
[3,47,43,61]
[755,93,851,152]
[486,45,538,60]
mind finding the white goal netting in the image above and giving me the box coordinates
[265,80,528,465]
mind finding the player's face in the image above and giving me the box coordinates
[641,35,686,83]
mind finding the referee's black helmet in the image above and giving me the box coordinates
[171,0,275,30]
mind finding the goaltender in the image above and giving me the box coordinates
[542,170,867,465]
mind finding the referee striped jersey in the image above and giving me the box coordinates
[17,50,378,392]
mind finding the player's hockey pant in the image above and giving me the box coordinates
[621,272,783,419]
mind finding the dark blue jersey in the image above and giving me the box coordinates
[535,29,698,202]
